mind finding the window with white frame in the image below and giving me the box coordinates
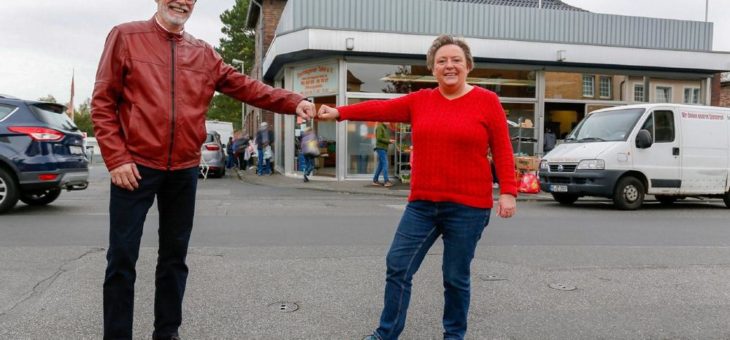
[599,76,611,98]
[655,86,672,103]
[683,87,700,104]
[582,75,594,97]
[633,84,645,102]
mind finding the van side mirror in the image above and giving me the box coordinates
[635,129,653,149]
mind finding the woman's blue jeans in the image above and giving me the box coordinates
[374,200,490,340]
[373,148,389,183]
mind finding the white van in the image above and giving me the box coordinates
[205,120,234,145]
[539,104,730,210]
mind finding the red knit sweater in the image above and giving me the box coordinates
[338,87,517,208]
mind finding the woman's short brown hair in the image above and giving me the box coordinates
[426,35,474,71]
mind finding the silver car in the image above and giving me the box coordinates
[200,131,226,178]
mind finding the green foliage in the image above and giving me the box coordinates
[207,0,255,130]
[74,98,94,136]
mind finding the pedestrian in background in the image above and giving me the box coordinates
[300,126,319,182]
[318,34,517,340]
[90,0,315,338]
[373,122,394,187]
[256,122,274,175]
[226,136,235,169]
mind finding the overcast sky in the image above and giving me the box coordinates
[0,0,728,107]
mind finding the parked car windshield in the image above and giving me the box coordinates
[565,108,645,143]
[29,103,79,132]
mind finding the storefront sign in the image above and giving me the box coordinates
[292,63,338,97]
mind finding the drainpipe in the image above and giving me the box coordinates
[250,0,263,127]
[539,0,543,8]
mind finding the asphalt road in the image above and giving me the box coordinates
[2,165,730,339]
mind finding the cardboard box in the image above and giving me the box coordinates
[515,156,540,171]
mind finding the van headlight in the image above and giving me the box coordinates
[539,160,549,171]
[577,159,605,170]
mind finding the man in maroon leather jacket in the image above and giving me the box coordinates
[91,1,315,339]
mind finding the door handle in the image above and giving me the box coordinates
[673,147,680,156]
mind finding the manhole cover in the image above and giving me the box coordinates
[548,283,577,291]
[269,302,299,312]
[479,274,507,282]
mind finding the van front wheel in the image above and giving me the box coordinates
[613,176,645,210]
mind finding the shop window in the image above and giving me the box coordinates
[344,98,400,177]
[633,84,645,102]
[346,62,536,98]
[655,86,672,103]
[599,76,611,98]
[683,87,700,104]
[503,103,536,156]
[582,75,594,97]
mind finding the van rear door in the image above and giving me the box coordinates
[678,108,728,194]
[633,109,681,194]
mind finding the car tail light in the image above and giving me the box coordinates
[8,126,64,141]
[205,144,220,151]
[38,174,59,181]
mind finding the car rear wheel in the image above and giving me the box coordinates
[20,188,61,206]
[552,193,579,205]
[0,168,19,214]
[613,176,645,210]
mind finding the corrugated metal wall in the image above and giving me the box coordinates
[277,0,712,51]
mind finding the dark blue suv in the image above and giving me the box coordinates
[0,96,89,213]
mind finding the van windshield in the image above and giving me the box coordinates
[565,108,645,143]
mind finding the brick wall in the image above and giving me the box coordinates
[711,73,721,106]
[249,0,288,135]
[720,83,730,108]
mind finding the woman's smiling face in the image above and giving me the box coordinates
[432,44,471,89]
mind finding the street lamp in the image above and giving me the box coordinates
[231,58,247,134]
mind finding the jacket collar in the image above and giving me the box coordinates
[150,15,185,42]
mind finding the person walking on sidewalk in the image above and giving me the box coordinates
[225,136,235,169]
[256,122,274,175]
[300,126,319,182]
[318,34,517,340]
[91,1,315,338]
[373,122,393,187]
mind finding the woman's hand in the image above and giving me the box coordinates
[317,105,340,120]
[496,194,516,218]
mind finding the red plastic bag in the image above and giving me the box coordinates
[518,172,540,194]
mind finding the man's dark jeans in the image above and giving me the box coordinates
[103,165,198,340]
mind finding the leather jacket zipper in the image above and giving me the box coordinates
[167,39,176,169]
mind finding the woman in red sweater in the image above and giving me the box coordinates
[318,35,517,340]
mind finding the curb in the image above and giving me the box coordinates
[231,170,556,201]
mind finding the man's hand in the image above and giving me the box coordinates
[495,194,516,218]
[110,163,142,191]
[296,100,316,120]
[317,105,339,120]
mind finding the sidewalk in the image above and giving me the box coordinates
[231,168,554,201]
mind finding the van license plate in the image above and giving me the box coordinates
[550,184,568,192]
[69,146,83,155]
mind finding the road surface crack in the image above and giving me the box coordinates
[0,247,105,319]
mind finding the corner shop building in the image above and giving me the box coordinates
[246,0,730,181]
